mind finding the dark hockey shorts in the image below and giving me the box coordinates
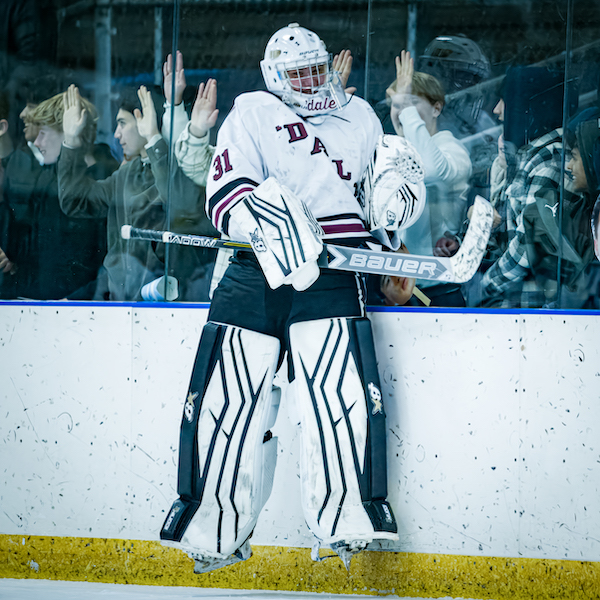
[208,252,367,344]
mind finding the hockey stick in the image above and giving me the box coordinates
[121,196,494,284]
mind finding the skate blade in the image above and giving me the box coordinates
[190,540,252,574]
[330,540,367,571]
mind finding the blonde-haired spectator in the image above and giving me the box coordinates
[384,50,472,307]
[28,91,98,165]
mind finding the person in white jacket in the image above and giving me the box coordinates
[387,50,472,306]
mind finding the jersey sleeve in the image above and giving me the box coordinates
[174,122,215,187]
[205,98,266,235]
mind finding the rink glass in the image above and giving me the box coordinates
[1,0,599,308]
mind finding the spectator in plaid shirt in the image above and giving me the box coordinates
[476,67,582,308]
[592,196,600,261]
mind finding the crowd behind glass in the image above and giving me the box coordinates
[1,0,599,309]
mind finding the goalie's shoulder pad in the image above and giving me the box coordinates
[229,178,324,291]
[361,134,426,233]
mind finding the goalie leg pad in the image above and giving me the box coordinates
[160,322,281,558]
[288,316,398,547]
[228,177,324,291]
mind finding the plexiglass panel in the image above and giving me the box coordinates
[0,0,599,307]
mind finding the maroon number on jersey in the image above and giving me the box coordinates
[213,149,233,180]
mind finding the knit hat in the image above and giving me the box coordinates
[503,66,578,149]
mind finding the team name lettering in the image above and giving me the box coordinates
[311,137,328,155]
[284,122,308,143]
[305,96,337,112]
[332,159,351,180]
[281,126,349,181]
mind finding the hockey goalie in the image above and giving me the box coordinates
[160,23,426,573]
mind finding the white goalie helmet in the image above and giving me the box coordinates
[260,23,349,117]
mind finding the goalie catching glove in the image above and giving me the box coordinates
[360,135,426,248]
[229,177,324,291]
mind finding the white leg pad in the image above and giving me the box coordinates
[289,317,397,546]
[163,324,281,558]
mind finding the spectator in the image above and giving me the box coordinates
[376,35,498,218]
[0,90,113,300]
[0,0,39,136]
[592,195,600,261]
[0,92,13,161]
[160,52,220,300]
[418,34,495,139]
[16,72,65,165]
[475,66,584,308]
[0,92,15,286]
[59,84,207,301]
[536,113,600,307]
[384,50,472,307]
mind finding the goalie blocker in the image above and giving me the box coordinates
[228,177,323,291]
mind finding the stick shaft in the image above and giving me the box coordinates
[121,197,492,284]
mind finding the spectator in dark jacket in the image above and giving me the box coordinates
[1,90,117,300]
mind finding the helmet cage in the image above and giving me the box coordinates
[261,24,349,117]
[272,55,348,117]
[279,55,331,96]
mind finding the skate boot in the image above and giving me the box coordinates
[190,538,252,574]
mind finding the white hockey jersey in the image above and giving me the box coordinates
[206,91,383,247]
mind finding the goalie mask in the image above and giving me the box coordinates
[260,23,349,118]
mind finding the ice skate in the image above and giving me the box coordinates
[330,539,368,571]
[189,538,252,574]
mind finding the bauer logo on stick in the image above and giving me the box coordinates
[122,194,493,285]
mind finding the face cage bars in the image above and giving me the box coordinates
[278,54,332,95]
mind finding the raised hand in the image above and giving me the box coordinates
[394,50,414,96]
[332,49,356,95]
[389,50,416,135]
[134,86,160,141]
[163,51,186,106]
[62,84,87,147]
[189,79,219,139]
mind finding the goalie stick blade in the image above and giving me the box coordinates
[320,244,453,281]
[121,197,493,284]
[448,195,494,284]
